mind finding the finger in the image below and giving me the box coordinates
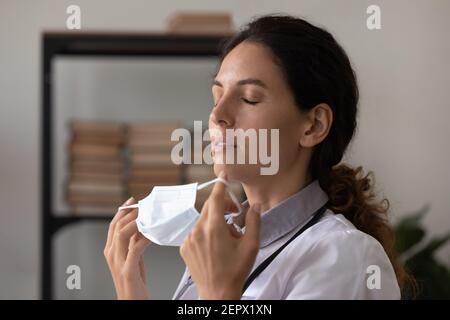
[193,198,209,231]
[106,197,135,252]
[199,197,210,216]
[128,232,139,250]
[110,208,138,254]
[227,223,242,239]
[117,208,139,230]
[242,203,261,249]
[226,203,239,213]
[207,172,228,225]
[224,194,239,213]
[126,233,151,269]
[139,256,147,284]
[204,194,238,214]
[106,198,134,253]
[115,219,139,262]
[201,196,237,215]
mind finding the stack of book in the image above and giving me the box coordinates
[126,122,182,200]
[66,120,126,215]
[167,12,234,35]
[64,121,245,215]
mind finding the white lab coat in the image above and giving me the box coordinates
[172,181,401,300]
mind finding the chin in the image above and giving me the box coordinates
[213,163,229,177]
[213,163,237,181]
[213,163,257,184]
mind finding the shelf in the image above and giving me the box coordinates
[43,31,230,57]
[48,215,113,236]
[41,31,228,299]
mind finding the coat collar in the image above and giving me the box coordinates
[232,180,329,248]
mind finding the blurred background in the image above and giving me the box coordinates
[0,0,449,299]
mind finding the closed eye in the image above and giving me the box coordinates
[241,98,259,105]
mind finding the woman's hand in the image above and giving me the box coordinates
[180,173,261,300]
[104,197,152,300]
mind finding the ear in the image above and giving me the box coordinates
[299,103,333,148]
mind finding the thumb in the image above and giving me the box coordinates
[243,203,261,248]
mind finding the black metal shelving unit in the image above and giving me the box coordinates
[41,31,228,299]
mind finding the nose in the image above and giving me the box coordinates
[209,95,235,129]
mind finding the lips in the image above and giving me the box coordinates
[211,131,234,153]
[211,140,236,153]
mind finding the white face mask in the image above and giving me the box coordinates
[118,177,242,246]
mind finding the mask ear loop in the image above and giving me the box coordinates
[198,177,242,215]
[119,177,243,212]
[118,203,139,211]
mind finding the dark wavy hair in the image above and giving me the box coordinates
[219,14,413,293]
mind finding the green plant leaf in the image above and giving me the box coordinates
[405,258,450,299]
[396,228,425,254]
[414,232,450,257]
[397,206,450,299]
[394,205,429,253]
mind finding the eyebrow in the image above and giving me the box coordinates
[212,78,268,89]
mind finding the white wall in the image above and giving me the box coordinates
[0,0,449,299]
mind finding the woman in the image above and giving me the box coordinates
[104,14,407,299]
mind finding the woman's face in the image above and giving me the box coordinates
[209,41,306,183]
